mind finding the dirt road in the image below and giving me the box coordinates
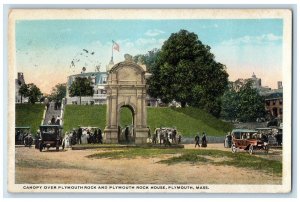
[15,144,282,184]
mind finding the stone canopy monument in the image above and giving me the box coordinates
[103,54,150,144]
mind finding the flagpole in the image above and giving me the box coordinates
[111,41,114,60]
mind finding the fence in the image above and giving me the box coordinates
[181,136,225,144]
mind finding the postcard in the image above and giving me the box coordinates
[8,8,292,193]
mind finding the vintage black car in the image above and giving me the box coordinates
[38,125,64,152]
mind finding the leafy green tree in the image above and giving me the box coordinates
[68,77,93,105]
[220,84,240,122]
[134,48,160,73]
[50,83,66,102]
[18,84,28,103]
[147,30,228,116]
[221,80,266,122]
[238,81,266,122]
[27,83,42,104]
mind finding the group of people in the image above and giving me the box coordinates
[49,115,61,125]
[15,130,33,147]
[66,127,103,145]
[118,126,131,143]
[45,99,62,111]
[195,132,207,148]
[152,127,182,146]
[54,101,62,110]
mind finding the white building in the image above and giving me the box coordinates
[66,71,108,105]
[234,73,282,96]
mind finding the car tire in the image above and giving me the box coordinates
[249,145,254,155]
[231,144,237,153]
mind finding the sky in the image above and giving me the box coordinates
[15,19,283,94]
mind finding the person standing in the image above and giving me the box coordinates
[77,127,82,144]
[172,129,177,144]
[35,129,40,149]
[125,126,129,143]
[72,129,77,145]
[195,133,200,148]
[178,134,182,144]
[201,132,207,147]
[51,116,56,125]
[94,129,98,143]
[56,115,61,125]
[98,128,102,144]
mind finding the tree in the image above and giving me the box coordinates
[68,77,93,105]
[133,48,160,73]
[50,83,66,102]
[18,84,28,103]
[221,80,266,122]
[147,29,228,117]
[237,81,266,122]
[27,83,42,104]
[220,83,240,122]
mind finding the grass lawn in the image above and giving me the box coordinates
[15,104,45,134]
[63,105,106,132]
[63,105,233,137]
[87,148,282,176]
[147,107,232,136]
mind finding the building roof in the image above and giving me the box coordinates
[265,92,283,100]
[68,71,108,85]
[231,129,258,133]
[69,71,107,77]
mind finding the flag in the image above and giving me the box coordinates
[112,40,120,52]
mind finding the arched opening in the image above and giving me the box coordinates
[118,105,135,144]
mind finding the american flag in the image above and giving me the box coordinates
[112,40,120,52]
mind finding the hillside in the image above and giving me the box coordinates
[15,104,45,134]
[63,105,233,137]
[63,105,106,133]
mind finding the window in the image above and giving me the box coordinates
[103,77,107,84]
[273,100,276,105]
[279,100,283,105]
[266,101,270,106]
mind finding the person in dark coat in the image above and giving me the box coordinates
[201,132,207,147]
[172,129,177,144]
[98,128,102,144]
[72,129,77,145]
[87,130,92,144]
[195,133,200,148]
[94,129,98,143]
[164,131,171,147]
[35,130,40,149]
[125,126,129,143]
[178,134,182,144]
[56,115,61,125]
[51,116,56,124]
[77,127,82,144]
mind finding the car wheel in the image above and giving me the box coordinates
[249,145,254,155]
[231,144,237,153]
